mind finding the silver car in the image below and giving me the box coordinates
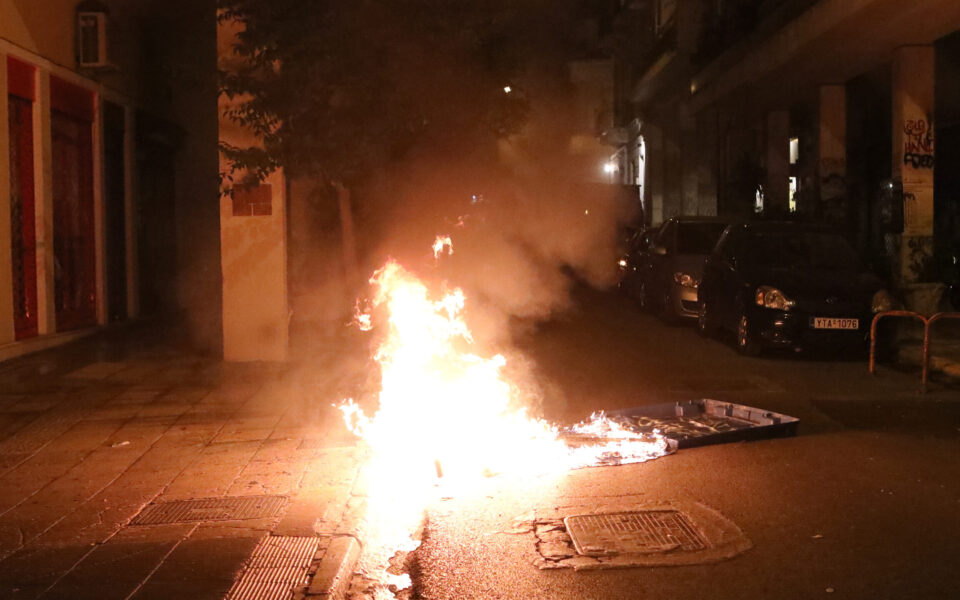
[632,216,729,321]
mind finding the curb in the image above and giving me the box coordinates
[305,535,362,599]
[896,345,960,383]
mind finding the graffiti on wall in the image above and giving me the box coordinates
[903,119,934,169]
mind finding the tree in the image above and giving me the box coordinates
[217,0,531,189]
[218,0,538,289]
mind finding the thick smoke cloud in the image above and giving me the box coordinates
[288,0,638,370]
[360,134,637,351]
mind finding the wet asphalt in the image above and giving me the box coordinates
[408,288,960,600]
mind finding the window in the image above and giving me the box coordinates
[789,177,799,213]
[656,0,678,34]
[676,222,728,255]
[232,184,273,216]
[754,184,764,214]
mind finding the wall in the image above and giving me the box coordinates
[217,15,288,362]
[1,0,223,358]
[166,0,221,354]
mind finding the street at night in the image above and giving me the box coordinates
[4,0,960,599]
[405,287,960,599]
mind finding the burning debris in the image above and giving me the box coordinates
[334,235,800,597]
[431,235,453,260]
[337,235,672,598]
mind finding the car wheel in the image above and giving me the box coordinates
[697,301,715,337]
[736,310,762,356]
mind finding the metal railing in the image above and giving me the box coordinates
[869,310,960,392]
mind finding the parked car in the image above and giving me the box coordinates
[697,222,896,356]
[628,216,729,321]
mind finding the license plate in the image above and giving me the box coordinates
[812,317,859,330]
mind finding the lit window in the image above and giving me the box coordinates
[789,137,799,165]
[789,177,799,213]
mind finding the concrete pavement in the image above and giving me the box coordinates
[893,318,960,384]
[0,323,367,600]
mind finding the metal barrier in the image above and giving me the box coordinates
[870,310,960,392]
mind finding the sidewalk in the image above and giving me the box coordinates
[0,323,367,600]
[894,317,960,383]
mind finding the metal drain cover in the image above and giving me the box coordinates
[225,536,319,600]
[564,511,708,556]
[130,495,287,525]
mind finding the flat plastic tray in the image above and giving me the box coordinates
[605,399,799,449]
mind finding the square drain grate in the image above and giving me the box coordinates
[564,511,708,556]
[130,495,288,525]
[225,536,319,600]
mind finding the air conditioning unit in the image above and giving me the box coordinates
[77,11,107,68]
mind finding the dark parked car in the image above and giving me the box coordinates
[697,222,895,355]
[626,216,729,321]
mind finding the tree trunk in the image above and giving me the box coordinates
[336,182,360,288]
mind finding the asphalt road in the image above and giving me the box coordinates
[406,288,960,600]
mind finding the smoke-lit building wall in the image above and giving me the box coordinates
[0,0,221,360]
[612,0,960,310]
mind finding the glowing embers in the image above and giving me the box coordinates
[339,237,671,596]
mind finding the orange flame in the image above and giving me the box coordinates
[432,235,453,260]
[340,236,668,595]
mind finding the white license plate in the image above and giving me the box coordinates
[812,317,859,330]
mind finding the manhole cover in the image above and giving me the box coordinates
[225,536,318,600]
[130,495,287,525]
[564,511,708,556]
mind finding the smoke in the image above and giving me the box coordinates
[359,108,637,351]
[288,0,639,389]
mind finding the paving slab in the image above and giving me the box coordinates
[0,326,366,600]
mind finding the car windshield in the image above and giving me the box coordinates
[742,231,861,271]
[676,223,728,254]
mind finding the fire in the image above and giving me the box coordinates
[431,235,453,260]
[340,236,668,596]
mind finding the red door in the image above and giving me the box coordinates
[50,77,97,332]
[7,57,38,339]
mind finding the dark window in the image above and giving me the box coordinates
[715,230,735,262]
[675,222,728,254]
[655,221,675,251]
[232,184,273,216]
[742,232,861,271]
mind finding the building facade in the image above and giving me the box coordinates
[609,0,960,305]
[0,0,220,361]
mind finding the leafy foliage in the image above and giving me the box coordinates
[218,0,532,188]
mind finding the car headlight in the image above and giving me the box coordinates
[755,286,795,310]
[673,272,699,288]
[872,289,895,313]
